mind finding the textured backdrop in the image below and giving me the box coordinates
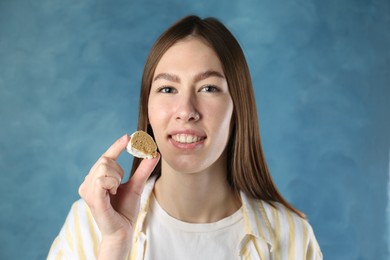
[0,0,389,259]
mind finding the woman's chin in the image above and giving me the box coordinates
[161,155,205,175]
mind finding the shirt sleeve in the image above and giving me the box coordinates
[47,199,101,260]
[305,222,323,260]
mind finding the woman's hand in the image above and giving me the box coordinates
[78,134,160,259]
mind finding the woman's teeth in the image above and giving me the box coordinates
[171,134,204,144]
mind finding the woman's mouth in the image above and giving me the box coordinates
[171,134,206,144]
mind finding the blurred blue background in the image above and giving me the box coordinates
[1,0,389,259]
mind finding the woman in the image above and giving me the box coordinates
[48,15,322,259]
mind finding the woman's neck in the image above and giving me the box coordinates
[153,160,241,223]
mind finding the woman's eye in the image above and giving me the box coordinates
[200,85,219,93]
[158,87,176,93]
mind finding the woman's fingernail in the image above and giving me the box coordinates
[120,134,128,142]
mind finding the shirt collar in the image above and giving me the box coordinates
[239,190,274,250]
[132,176,157,243]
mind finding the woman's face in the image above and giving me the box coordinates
[148,37,233,174]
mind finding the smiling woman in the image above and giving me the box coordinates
[48,15,322,260]
[148,37,233,176]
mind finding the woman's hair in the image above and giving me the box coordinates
[131,15,305,218]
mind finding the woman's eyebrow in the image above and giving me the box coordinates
[194,70,225,82]
[153,73,180,83]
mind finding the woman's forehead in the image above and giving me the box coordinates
[153,37,223,76]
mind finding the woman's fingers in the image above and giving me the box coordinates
[94,157,124,183]
[92,175,121,210]
[103,134,130,160]
[125,153,161,195]
[79,159,124,200]
[78,134,160,238]
[115,153,160,222]
[97,175,121,195]
[79,135,129,203]
[87,134,129,177]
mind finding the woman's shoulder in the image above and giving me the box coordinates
[260,200,312,229]
[258,199,322,258]
[241,193,313,233]
[67,199,93,219]
[70,198,89,210]
[241,194,321,255]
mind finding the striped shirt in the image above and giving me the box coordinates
[48,177,322,259]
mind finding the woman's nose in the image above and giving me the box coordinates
[175,95,200,122]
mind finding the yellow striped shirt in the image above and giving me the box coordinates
[48,177,322,259]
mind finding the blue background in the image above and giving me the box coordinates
[1,0,389,259]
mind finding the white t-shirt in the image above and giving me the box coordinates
[143,195,245,260]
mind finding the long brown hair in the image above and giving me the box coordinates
[130,15,305,218]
